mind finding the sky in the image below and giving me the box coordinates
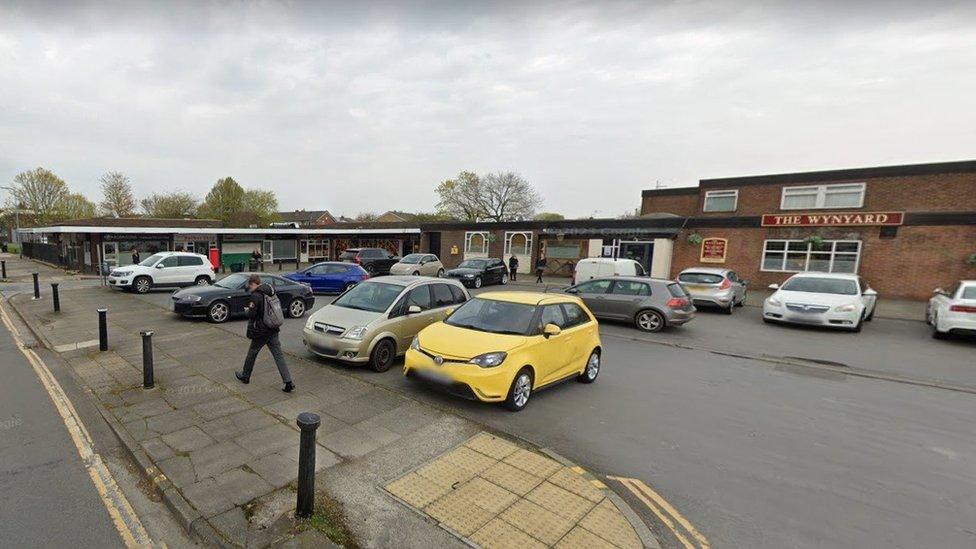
[1,0,975,219]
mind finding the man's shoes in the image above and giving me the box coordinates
[235,371,250,384]
[283,382,295,393]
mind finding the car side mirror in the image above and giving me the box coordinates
[933,287,945,295]
[863,289,878,297]
[741,280,749,286]
[156,264,164,269]
[767,283,779,290]
[407,305,422,314]
[566,287,579,294]
[543,323,561,338]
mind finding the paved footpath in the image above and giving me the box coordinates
[6,256,656,548]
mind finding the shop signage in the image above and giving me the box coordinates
[761,211,904,227]
[700,237,727,263]
[103,233,169,242]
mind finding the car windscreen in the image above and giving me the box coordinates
[962,286,976,299]
[332,281,405,312]
[399,254,423,264]
[678,272,724,284]
[445,298,536,335]
[781,277,858,295]
[215,273,248,288]
[458,259,487,269]
[138,253,165,267]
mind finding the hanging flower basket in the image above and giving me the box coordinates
[803,235,826,250]
[966,252,976,266]
[687,233,703,245]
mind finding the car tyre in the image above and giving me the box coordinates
[207,300,230,323]
[369,338,396,372]
[288,298,306,318]
[931,314,948,339]
[133,276,152,294]
[437,268,445,278]
[365,264,376,275]
[865,309,874,322]
[736,291,746,307]
[851,312,864,333]
[194,275,211,286]
[635,309,665,332]
[577,350,600,383]
[473,276,482,289]
[723,302,734,315]
[501,273,509,285]
[412,271,420,276]
[504,368,533,412]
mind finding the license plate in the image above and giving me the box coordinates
[684,284,708,291]
[417,368,452,385]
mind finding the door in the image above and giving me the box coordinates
[392,285,435,351]
[606,280,652,320]
[429,283,459,321]
[488,259,507,283]
[504,232,533,274]
[569,279,613,317]
[103,242,119,269]
[227,277,254,316]
[297,264,322,291]
[323,264,351,292]
[427,232,441,255]
[537,304,572,384]
[154,255,181,284]
[619,242,654,274]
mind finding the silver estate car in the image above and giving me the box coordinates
[303,276,470,371]
[562,276,695,332]
[676,267,748,314]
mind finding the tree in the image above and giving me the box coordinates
[58,193,98,220]
[619,208,641,219]
[140,192,199,218]
[534,212,565,221]
[410,211,457,223]
[436,170,542,222]
[7,167,69,224]
[239,189,279,227]
[354,212,378,222]
[99,171,136,217]
[198,177,279,226]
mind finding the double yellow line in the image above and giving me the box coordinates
[608,475,710,549]
[0,300,151,547]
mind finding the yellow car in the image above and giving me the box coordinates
[404,292,602,411]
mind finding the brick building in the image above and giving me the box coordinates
[641,160,976,299]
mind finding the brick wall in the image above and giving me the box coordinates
[640,192,699,216]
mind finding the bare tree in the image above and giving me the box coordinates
[436,170,542,222]
[99,171,137,217]
[354,211,378,222]
[58,193,98,220]
[7,167,69,224]
[141,192,199,218]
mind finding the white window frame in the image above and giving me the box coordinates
[464,231,489,254]
[780,182,866,210]
[760,239,862,273]
[702,189,738,212]
[503,231,533,256]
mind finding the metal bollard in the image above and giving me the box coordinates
[295,258,300,270]
[32,272,40,299]
[97,308,108,351]
[295,412,321,518]
[51,283,60,312]
[1,260,6,279]
[141,330,154,389]
[278,261,282,271]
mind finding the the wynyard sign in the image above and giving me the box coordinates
[761,211,904,227]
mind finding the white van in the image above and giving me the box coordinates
[573,258,646,284]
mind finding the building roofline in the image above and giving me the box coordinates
[699,159,976,188]
[640,187,699,198]
[17,226,421,235]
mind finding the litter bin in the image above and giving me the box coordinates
[230,262,245,273]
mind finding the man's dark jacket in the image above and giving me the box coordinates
[246,283,279,340]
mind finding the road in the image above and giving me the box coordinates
[135,283,976,548]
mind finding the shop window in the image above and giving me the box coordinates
[781,183,865,210]
[761,239,861,273]
[464,232,489,254]
[703,190,738,212]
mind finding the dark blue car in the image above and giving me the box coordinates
[285,262,369,294]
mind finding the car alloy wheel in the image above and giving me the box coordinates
[195,276,210,285]
[501,273,509,285]
[134,276,151,294]
[289,299,306,318]
[208,301,229,323]
[578,351,600,383]
[437,269,444,278]
[635,310,664,332]
[506,370,532,411]
[474,276,482,289]
[412,271,420,276]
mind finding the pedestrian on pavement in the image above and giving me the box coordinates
[131,249,140,265]
[508,255,519,282]
[535,253,547,283]
[236,274,294,392]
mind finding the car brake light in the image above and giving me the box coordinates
[950,304,976,313]
[666,298,689,309]
[719,278,732,290]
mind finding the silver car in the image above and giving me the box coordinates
[676,267,748,314]
[562,276,695,332]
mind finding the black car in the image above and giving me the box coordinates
[171,272,315,323]
[339,247,400,275]
[445,258,509,289]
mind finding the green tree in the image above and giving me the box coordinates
[354,212,379,222]
[436,170,542,221]
[140,192,199,218]
[7,167,69,224]
[57,193,98,220]
[435,171,484,221]
[198,177,278,226]
[410,211,457,223]
[239,189,279,227]
[99,171,137,217]
[534,212,565,221]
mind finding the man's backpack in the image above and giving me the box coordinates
[262,292,285,329]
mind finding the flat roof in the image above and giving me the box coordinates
[698,159,976,188]
[17,226,420,235]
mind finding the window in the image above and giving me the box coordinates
[271,276,289,288]
[703,190,738,212]
[574,280,612,294]
[780,183,865,210]
[431,284,455,308]
[761,240,861,273]
[610,280,650,296]
[449,285,467,304]
[464,232,489,254]
[399,285,432,313]
[961,286,976,299]
[667,283,688,298]
[159,256,179,267]
[540,305,568,330]
[678,272,725,284]
[560,303,590,327]
[178,256,204,267]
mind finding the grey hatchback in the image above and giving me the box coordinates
[562,276,696,332]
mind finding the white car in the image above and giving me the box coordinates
[927,280,976,339]
[108,251,214,294]
[573,257,646,284]
[762,272,878,332]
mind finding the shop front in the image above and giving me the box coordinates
[102,233,172,268]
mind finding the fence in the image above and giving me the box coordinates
[21,242,62,265]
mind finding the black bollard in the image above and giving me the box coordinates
[51,283,60,312]
[277,261,282,271]
[32,272,40,299]
[97,308,108,351]
[295,412,321,518]
[141,330,154,389]
[295,257,300,271]
[1,260,6,279]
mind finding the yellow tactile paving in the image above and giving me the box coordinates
[471,518,548,549]
[555,526,617,549]
[451,477,519,514]
[481,460,545,496]
[425,490,495,537]
[503,448,563,478]
[465,432,520,459]
[442,445,499,474]
[416,457,477,489]
[499,499,575,545]
[385,472,450,509]
[580,499,643,549]
[548,467,608,503]
[526,481,597,522]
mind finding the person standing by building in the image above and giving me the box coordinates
[251,248,264,270]
[508,254,519,282]
[131,248,140,265]
[535,253,547,283]
[236,275,294,392]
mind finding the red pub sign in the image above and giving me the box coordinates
[761,211,904,227]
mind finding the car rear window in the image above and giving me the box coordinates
[667,283,688,297]
[431,284,455,307]
[178,256,204,266]
[339,250,359,260]
[962,286,976,299]
[678,272,724,284]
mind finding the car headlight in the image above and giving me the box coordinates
[469,351,507,368]
[182,295,202,303]
[767,297,782,307]
[463,274,475,278]
[113,270,132,277]
[410,336,420,351]
[833,303,858,312]
[343,326,367,340]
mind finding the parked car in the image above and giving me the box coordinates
[677,267,747,314]
[562,276,695,332]
[171,272,314,323]
[338,248,400,275]
[573,257,646,284]
[108,251,214,294]
[303,276,470,372]
[445,258,509,288]
[285,262,369,293]
[927,280,976,339]
[404,292,602,412]
[763,272,877,332]
[389,253,445,277]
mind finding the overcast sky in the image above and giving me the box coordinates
[2,1,975,218]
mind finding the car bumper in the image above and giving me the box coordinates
[688,292,734,308]
[403,348,512,403]
[763,306,860,328]
[107,276,131,287]
[172,301,208,317]
[665,309,696,325]
[938,314,976,335]
[302,327,370,363]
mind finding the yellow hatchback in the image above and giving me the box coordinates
[404,292,602,411]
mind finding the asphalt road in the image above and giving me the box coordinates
[134,284,976,548]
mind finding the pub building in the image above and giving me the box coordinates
[640,159,976,300]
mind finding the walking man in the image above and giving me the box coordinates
[508,254,519,282]
[236,275,294,392]
[535,253,547,283]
